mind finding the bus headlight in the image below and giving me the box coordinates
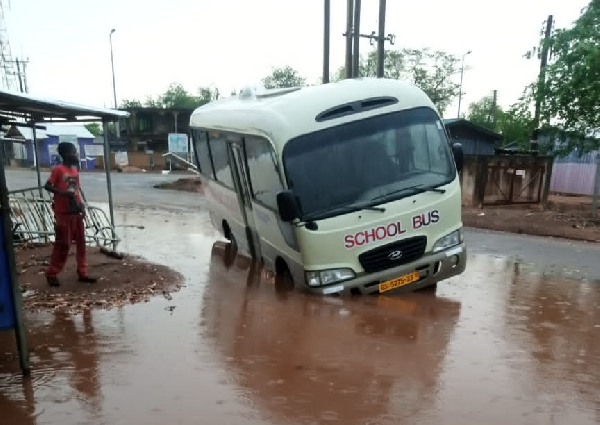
[305,268,355,287]
[432,228,463,253]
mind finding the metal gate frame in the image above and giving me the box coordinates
[482,164,546,206]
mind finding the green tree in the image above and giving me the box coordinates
[540,0,600,152]
[500,85,536,148]
[143,96,162,108]
[335,49,462,115]
[159,83,200,109]
[84,123,102,136]
[262,66,306,89]
[120,99,142,108]
[467,95,504,131]
[467,86,536,148]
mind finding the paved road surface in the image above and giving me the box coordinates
[6,168,205,211]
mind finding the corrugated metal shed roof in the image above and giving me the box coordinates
[442,118,502,141]
[0,89,129,120]
[18,127,48,139]
[41,123,94,139]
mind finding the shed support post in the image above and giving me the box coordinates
[102,121,116,248]
[31,122,42,197]
[0,146,30,375]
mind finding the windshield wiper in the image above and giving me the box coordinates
[370,184,446,203]
[304,200,386,222]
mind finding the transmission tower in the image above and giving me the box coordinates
[0,0,21,91]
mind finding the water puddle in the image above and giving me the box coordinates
[0,208,599,425]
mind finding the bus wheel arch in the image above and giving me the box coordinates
[274,257,294,291]
[222,220,236,248]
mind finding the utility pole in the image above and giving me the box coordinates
[491,90,498,127]
[345,0,353,79]
[343,0,395,79]
[15,58,23,92]
[322,0,330,84]
[530,14,553,155]
[21,59,28,92]
[593,152,600,216]
[109,29,120,138]
[352,0,361,78]
[376,0,386,78]
[456,50,472,118]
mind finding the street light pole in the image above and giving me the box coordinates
[456,50,471,118]
[109,29,120,138]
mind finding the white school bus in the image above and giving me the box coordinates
[190,77,467,295]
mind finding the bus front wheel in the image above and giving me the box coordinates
[222,221,237,250]
[275,259,294,292]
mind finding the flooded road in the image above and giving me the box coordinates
[1,207,600,425]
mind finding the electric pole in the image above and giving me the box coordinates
[345,0,353,79]
[352,0,361,78]
[343,0,395,79]
[15,58,23,92]
[376,0,387,78]
[491,90,498,127]
[530,15,554,155]
[323,0,330,84]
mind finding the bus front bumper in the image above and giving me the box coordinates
[306,243,467,296]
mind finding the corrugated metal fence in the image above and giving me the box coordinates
[550,150,599,195]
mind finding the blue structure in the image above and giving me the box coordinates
[40,124,95,167]
[443,118,502,156]
[5,124,95,168]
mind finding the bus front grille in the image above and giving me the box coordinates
[358,236,427,273]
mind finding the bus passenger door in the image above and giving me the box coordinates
[228,141,262,260]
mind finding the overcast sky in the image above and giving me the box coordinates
[3,0,590,116]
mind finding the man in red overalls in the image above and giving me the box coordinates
[45,142,97,287]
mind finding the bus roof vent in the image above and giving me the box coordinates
[315,103,357,122]
[315,96,398,122]
[360,96,398,111]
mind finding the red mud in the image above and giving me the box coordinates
[463,195,600,243]
[16,244,183,314]
[154,177,203,193]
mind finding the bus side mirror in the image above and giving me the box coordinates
[277,190,301,222]
[452,143,464,173]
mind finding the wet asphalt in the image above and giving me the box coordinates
[1,170,599,424]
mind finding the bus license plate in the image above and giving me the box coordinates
[379,271,420,293]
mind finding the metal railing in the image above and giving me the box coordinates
[9,186,119,247]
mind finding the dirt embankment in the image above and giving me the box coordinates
[154,177,203,193]
[463,195,600,243]
[16,244,183,314]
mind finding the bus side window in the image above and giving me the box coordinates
[245,136,283,210]
[192,129,214,178]
[208,133,235,188]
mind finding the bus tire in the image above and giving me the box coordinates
[275,258,294,292]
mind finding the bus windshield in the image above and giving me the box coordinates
[282,107,456,220]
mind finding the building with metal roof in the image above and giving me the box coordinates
[442,118,502,156]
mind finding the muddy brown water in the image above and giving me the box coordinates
[1,208,600,425]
